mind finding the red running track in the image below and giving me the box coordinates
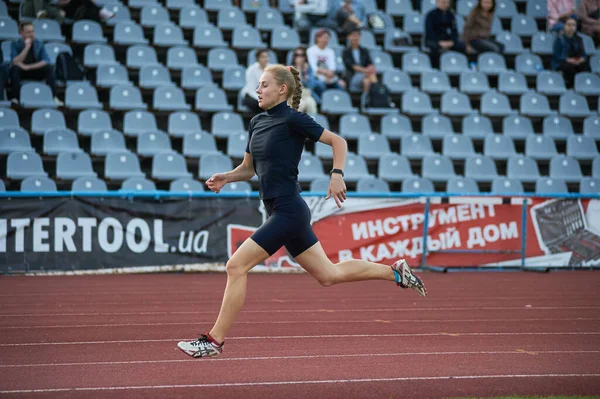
[0,271,599,398]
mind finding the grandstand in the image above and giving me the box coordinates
[0,0,598,195]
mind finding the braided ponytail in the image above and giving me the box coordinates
[288,66,303,111]
[264,64,303,111]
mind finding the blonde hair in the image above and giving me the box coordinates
[263,64,303,111]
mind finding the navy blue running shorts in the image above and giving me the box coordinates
[250,194,319,258]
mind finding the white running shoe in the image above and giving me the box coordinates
[178,334,223,358]
[391,259,427,297]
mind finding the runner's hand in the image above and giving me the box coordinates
[206,173,228,193]
[326,174,347,208]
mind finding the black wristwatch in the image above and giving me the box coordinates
[330,168,344,177]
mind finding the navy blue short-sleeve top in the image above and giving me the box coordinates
[246,101,324,200]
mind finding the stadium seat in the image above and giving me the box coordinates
[298,154,326,182]
[199,153,233,179]
[220,181,252,193]
[441,90,474,116]
[402,52,431,74]
[441,51,469,75]
[442,134,476,159]
[153,87,191,111]
[447,177,479,193]
[520,91,553,117]
[484,135,516,160]
[526,0,547,19]
[536,71,566,95]
[121,177,157,192]
[183,132,221,157]
[0,17,18,41]
[591,54,600,74]
[20,82,57,109]
[481,91,514,116]
[0,107,19,129]
[386,0,413,16]
[20,176,56,192]
[181,65,214,89]
[207,47,239,72]
[356,177,390,193]
[403,11,424,35]
[478,52,507,75]
[344,154,373,182]
[170,178,205,192]
[549,155,583,182]
[193,25,227,48]
[491,177,524,194]
[559,91,592,117]
[72,177,108,192]
[271,26,301,50]
[515,53,543,76]
[167,0,196,9]
[7,151,47,180]
[495,0,518,18]
[195,87,234,113]
[78,110,112,136]
[421,70,451,94]
[381,113,413,138]
[580,178,600,194]
[140,4,170,27]
[543,115,574,139]
[462,114,495,139]
[105,153,145,180]
[384,29,415,53]
[153,24,188,47]
[33,19,64,42]
[495,31,524,54]
[510,14,538,37]
[525,135,558,160]
[502,115,535,139]
[126,45,159,69]
[422,154,456,182]
[401,134,434,159]
[72,20,106,44]
[56,152,97,180]
[358,134,391,160]
[65,83,102,110]
[465,155,498,182]
[168,111,202,137]
[593,157,600,178]
[124,110,157,137]
[402,90,433,115]
[91,130,128,156]
[536,178,568,194]
[321,90,358,115]
[457,0,476,16]
[180,6,209,28]
[369,50,395,73]
[113,21,148,45]
[402,177,435,193]
[96,64,131,88]
[255,8,285,31]
[566,136,599,161]
[43,128,81,155]
[218,7,247,30]
[167,46,198,70]
[575,72,600,95]
[44,42,72,65]
[105,3,132,26]
[137,131,174,157]
[339,113,373,139]
[382,69,413,93]
[459,71,490,95]
[109,85,147,111]
[583,115,600,139]
[498,71,528,95]
[242,0,269,12]
[531,32,554,55]
[31,108,65,135]
[422,114,454,139]
[226,132,249,158]
[222,66,246,91]
[506,155,541,182]
[0,127,33,154]
[152,152,192,180]
[378,153,415,182]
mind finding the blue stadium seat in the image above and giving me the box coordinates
[65,83,102,110]
[502,115,534,139]
[220,181,252,193]
[152,152,192,180]
[298,153,326,182]
[105,3,132,27]
[495,0,517,18]
[255,8,285,31]
[422,114,454,139]
[369,49,395,73]
[401,134,434,159]
[441,51,469,75]
[380,114,413,138]
[462,114,495,139]
[344,154,373,182]
[137,131,174,157]
[447,177,479,193]
[105,153,145,180]
[384,29,415,53]
[402,90,433,115]
[484,134,516,160]
[526,0,547,19]
[207,47,239,72]
[126,45,159,69]
[33,19,64,42]
[0,17,19,41]
[465,155,498,182]
[422,154,457,182]
[549,155,582,182]
[478,52,507,75]
[386,0,413,16]
[179,6,209,28]
[357,134,391,160]
[495,31,524,54]
[123,110,158,137]
[226,132,248,158]
[31,108,65,135]
[271,26,301,50]
[321,90,358,115]
[402,177,435,193]
[0,127,33,154]
[580,178,600,195]
[91,130,128,156]
[232,26,265,50]
[543,115,574,139]
[20,82,57,109]
[199,153,233,179]
[21,176,56,192]
[0,107,20,129]
[559,91,592,117]
[498,71,528,95]
[491,177,524,194]
[525,135,558,160]
[109,85,147,111]
[167,0,196,9]
[402,52,431,74]
[339,113,373,139]
[140,4,171,27]
[170,178,205,192]
[44,42,72,65]
[378,153,414,182]
[441,90,474,116]
[536,71,566,95]
[481,91,516,118]
[520,91,553,118]
[459,71,490,95]
[139,64,175,89]
[72,20,106,44]
[356,177,390,193]
[96,64,131,88]
[506,155,541,182]
[218,7,247,30]
[403,11,424,35]
[222,66,246,91]
[195,87,234,113]
[421,70,451,94]
[121,177,157,192]
[72,177,108,192]
[56,152,97,180]
[182,65,214,89]
[167,46,198,70]
[113,21,148,45]
[153,87,191,111]
[193,25,227,48]
[583,115,600,139]
[536,178,568,194]
[566,136,599,161]
[153,24,188,47]
[575,72,600,95]
[183,132,221,157]
[168,111,202,137]
[78,110,112,136]
[510,14,538,37]
[43,128,81,155]
[7,151,47,180]
[382,69,413,93]
[442,134,476,159]
[531,32,554,55]
[212,111,245,137]
[515,52,543,76]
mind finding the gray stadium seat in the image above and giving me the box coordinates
[369,50,395,73]
[401,134,434,159]
[72,20,106,44]
[498,71,528,95]
[484,135,516,160]
[526,0,547,19]
[20,82,56,109]
[168,111,202,137]
[7,151,47,179]
[227,132,249,158]
[0,17,18,41]
[193,25,227,48]
[580,33,597,55]
[506,155,540,182]
[255,7,284,31]
[195,87,234,113]
[580,178,600,194]
[531,32,554,55]
[502,115,534,139]
[481,91,514,116]
[181,65,214,89]
[56,152,97,180]
[496,31,524,54]
[65,83,102,110]
[96,64,131,87]
[78,109,112,136]
[583,115,600,139]
[344,154,372,182]
[491,177,524,194]
[386,0,413,16]
[298,153,326,182]
[591,54,600,74]
[442,134,476,160]
[421,70,451,94]
[179,6,209,28]
[384,29,415,54]
[167,46,198,70]
[72,177,108,192]
[536,178,568,194]
[43,128,81,155]
[462,114,494,139]
[218,7,247,30]
[153,87,191,111]
[105,152,145,180]
[0,127,33,153]
[457,0,475,16]
[402,90,433,115]
[183,131,221,157]
[167,0,195,9]
[559,91,592,117]
[170,178,205,192]
[525,135,558,160]
[204,0,233,10]
[321,90,358,115]
[402,177,435,193]
[139,64,174,88]
[121,177,157,192]
[356,177,390,193]
[441,51,469,75]
[33,19,64,42]
[382,69,412,93]
[110,85,147,111]
[140,4,170,27]
[220,181,252,193]
[422,154,456,182]
[0,3,7,17]
[441,90,474,116]
[422,114,454,139]
[549,155,582,182]
[91,130,128,156]
[459,71,490,95]
[543,115,574,139]
[510,14,538,37]
[113,21,148,45]
[199,153,233,179]
[212,111,245,137]
[515,52,543,76]
[403,11,424,35]
[130,0,159,9]
[154,24,188,47]
[478,52,507,75]
[31,108,65,135]
[124,110,157,137]
[207,47,239,72]
[127,45,159,69]
[575,72,600,95]
[378,153,415,182]
[44,42,72,65]
[536,71,566,95]
[339,113,373,139]
[0,107,19,129]
[222,66,247,91]
[381,113,413,138]
[447,177,479,193]
[137,131,173,157]
[105,3,132,26]
[21,176,56,192]
[271,26,301,50]
[566,136,599,161]
[594,157,600,178]
[402,52,431,74]
[358,134,391,160]
[495,0,518,18]
[465,155,498,182]
[152,152,192,180]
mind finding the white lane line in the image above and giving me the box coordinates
[2,373,600,394]
[1,350,599,368]
[1,332,599,347]
[0,318,598,329]
[2,306,600,317]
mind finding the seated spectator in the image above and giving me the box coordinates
[241,48,270,113]
[10,22,62,107]
[291,47,319,114]
[577,0,600,44]
[306,29,346,94]
[547,0,578,33]
[462,0,505,54]
[22,0,66,21]
[332,0,367,33]
[342,29,378,93]
[294,0,338,31]
[552,17,590,88]
[62,0,115,23]
[425,0,466,68]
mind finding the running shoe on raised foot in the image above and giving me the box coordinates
[178,334,223,358]
[391,259,427,297]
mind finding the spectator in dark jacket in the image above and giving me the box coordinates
[552,17,590,88]
[425,0,466,68]
[342,29,378,93]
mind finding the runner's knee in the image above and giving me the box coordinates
[225,259,249,278]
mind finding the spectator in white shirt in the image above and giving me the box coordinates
[241,49,270,113]
[306,29,346,95]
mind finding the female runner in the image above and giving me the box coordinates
[178,65,427,358]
